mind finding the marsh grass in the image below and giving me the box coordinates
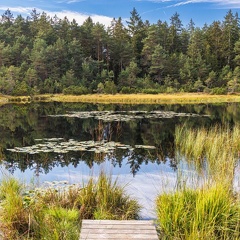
[0,173,141,239]
[156,125,240,239]
[5,93,240,105]
[156,183,240,239]
[175,124,240,182]
[78,173,141,220]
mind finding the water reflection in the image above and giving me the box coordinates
[0,102,240,177]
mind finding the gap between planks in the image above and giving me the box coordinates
[80,220,159,240]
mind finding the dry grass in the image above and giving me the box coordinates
[5,93,240,104]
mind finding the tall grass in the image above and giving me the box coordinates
[175,124,240,183]
[156,183,240,239]
[0,173,141,239]
[156,124,240,239]
[78,172,141,220]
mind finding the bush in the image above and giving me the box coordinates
[210,87,227,95]
[141,88,159,94]
[63,85,89,95]
[120,86,136,94]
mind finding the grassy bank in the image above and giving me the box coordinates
[0,173,141,239]
[5,93,240,105]
[155,125,240,239]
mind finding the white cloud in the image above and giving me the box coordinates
[170,0,240,8]
[56,0,85,4]
[0,6,113,27]
[137,0,240,8]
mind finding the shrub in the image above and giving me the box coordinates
[63,85,89,95]
[210,87,227,95]
[141,88,159,94]
[120,86,136,94]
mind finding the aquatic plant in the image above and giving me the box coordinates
[175,124,240,183]
[156,124,240,239]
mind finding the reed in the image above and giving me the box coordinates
[78,172,141,220]
[0,173,141,239]
[175,124,240,182]
[156,124,240,239]
[156,183,240,239]
[0,178,29,239]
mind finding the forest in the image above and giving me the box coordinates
[0,8,240,95]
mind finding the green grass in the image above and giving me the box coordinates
[155,124,240,239]
[0,173,141,239]
[175,124,240,183]
[156,183,240,239]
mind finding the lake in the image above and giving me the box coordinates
[0,102,239,218]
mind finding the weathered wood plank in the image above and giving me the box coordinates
[82,220,153,224]
[81,224,155,230]
[81,229,157,234]
[80,233,158,239]
[80,220,159,240]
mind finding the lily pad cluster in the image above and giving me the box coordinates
[7,138,156,155]
[48,110,202,122]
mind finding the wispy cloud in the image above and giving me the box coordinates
[56,0,85,4]
[0,6,113,26]
[137,0,240,8]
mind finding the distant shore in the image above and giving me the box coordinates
[2,93,240,105]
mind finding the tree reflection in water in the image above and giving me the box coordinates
[0,102,239,178]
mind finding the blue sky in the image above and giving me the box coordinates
[0,0,240,27]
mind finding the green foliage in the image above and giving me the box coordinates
[210,87,227,95]
[141,88,159,94]
[63,85,89,95]
[36,207,80,240]
[120,86,136,94]
[103,80,117,94]
[12,81,31,96]
[0,9,240,95]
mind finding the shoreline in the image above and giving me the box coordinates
[3,93,240,105]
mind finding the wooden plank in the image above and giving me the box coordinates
[81,224,155,230]
[80,220,159,240]
[81,229,157,234]
[80,233,158,239]
[82,220,153,225]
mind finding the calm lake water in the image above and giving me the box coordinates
[0,102,239,218]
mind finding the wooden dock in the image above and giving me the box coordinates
[80,220,159,240]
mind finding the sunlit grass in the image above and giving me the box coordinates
[156,183,240,239]
[175,124,240,183]
[0,173,141,239]
[6,93,240,104]
[156,124,240,239]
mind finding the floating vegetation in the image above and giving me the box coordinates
[7,138,155,155]
[48,110,204,122]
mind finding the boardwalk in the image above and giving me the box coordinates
[80,220,159,240]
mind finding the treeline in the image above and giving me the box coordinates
[1,8,240,95]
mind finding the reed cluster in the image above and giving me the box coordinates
[175,124,240,183]
[156,124,240,239]
[0,173,141,239]
[156,183,240,239]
